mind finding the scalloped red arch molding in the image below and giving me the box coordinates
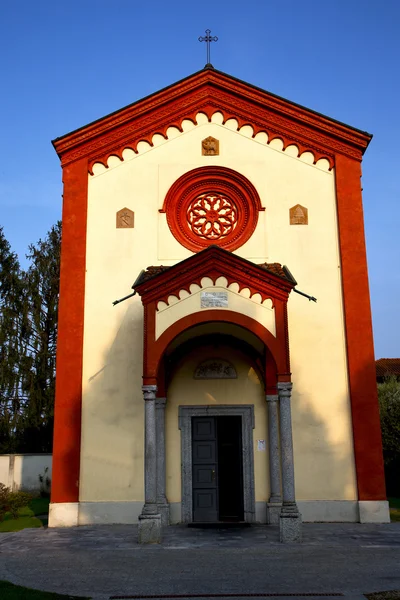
[160,166,265,252]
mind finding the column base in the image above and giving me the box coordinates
[279,508,302,543]
[138,514,162,544]
[267,502,282,525]
[158,503,170,526]
[48,502,79,527]
[359,500,390,523]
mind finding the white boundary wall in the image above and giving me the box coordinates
[0,454,52,492]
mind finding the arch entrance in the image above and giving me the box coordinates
[164,327,266,525]
[133,245,301,542]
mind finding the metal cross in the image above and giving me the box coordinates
[198,29,218,67]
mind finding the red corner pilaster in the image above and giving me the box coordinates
[51,158,88,504]
[335,154,386,501]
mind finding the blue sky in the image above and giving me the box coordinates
[0,1,398,358]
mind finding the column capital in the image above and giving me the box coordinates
[142,385,157,401]
[156,397,167,408]
[277,382,293,397]
[266,394,278,403]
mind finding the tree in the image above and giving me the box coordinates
[378,376,400,496]
[0,222,61,453]
[17,222,61,452]
[0,227,28,452]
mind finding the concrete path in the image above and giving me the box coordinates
[0,524,399,600]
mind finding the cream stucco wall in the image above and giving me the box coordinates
[80,112,356,507]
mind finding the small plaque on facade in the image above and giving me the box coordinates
[289,204,308,225]
[201,291,228,308]
[116,207,134,228]
[194,359,237,379]
[202,136,219,156]
[257,439,266,452]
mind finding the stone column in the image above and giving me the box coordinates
[266,395,282,524]
[138,385,162,543]
[277,382,302,543]
[156,397,169,526]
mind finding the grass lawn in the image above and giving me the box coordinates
[389,497,400,523]
[29,497,50,516]
[0,580,89,599]
[0,496,50,532]
[0,516,43,533]
[365,592,400,600]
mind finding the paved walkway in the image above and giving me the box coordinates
[0,524,399,600]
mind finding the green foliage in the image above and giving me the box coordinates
[0,227,28,453]
[29,496,50,516]
[0,483,10,521]
[0,515,43,532]
[0,580,90,599]
[0,222,61,453]
[388,496,400,510]
[7,491,33,519]
[378,376,400,495]
[0,483,32,521]
[38,467,51,497]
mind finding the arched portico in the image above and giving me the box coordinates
[133,245,301,543]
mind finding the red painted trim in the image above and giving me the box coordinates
[149,310,283,382]
[53,70,371,172]
[160,166,264,252]
[51,159,88,504]
[265,348,278,395]
[135,245,293,306]
[335,154,386,501]
[274,300,291,380]
[137,247,293,390]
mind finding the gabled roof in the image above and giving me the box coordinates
[52,67,372,171]
[133,245,295,305]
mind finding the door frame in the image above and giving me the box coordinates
[178,405,256,523]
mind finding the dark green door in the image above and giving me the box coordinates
[192,416,244,522]
[192,417,218,522]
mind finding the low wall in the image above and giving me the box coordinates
[0,454,52,493]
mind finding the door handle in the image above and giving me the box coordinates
[212,469,216,481]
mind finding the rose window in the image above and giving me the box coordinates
[161,166,264,253]
[187,194,238,241]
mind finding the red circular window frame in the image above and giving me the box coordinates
[160,166,264,252]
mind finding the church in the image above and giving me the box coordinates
[48,62,389,542]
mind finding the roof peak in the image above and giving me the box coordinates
[53,67,372,168]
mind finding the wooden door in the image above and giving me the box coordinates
[192,417,218,522]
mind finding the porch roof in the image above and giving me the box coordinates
[132,245,296,305]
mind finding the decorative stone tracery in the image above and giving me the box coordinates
[194,358,237,379]
[187,193,238,241]
[160,166,265,252]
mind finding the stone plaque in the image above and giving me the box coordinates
[289,204,308,225]
[202,136,219,156]
[201,291,228,308]
[194,359,237,379]
[116,207,134,228]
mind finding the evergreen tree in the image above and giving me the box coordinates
[378,376,400,496]
[0,227,27,452]
[17,221,61,452]
[0,222,61,453]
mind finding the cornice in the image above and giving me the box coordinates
[52,69,372,171]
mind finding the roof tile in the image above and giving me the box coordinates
[376,358,400,378]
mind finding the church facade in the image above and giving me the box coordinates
[49,67,389,541]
